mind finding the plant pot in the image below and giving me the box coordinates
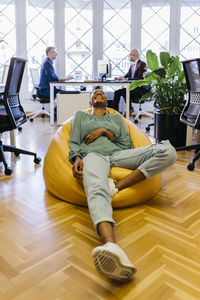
[154,112,187,147]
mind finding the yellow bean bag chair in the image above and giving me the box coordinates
[43,108,161,208]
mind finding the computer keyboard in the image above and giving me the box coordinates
[84,80,99,83]
[104,79,115,82]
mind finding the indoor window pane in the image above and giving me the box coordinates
[0,0,16,78]
[180,0,200,60]
[65,0,92,80]
[103,0,131,77]
[141,0,170,60]
[26,0,54,91]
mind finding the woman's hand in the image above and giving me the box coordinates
[85,128,115,145]
[115,76,126,80]
[72,156,83,179]
[85,128,104,145]
[104,130,115,141]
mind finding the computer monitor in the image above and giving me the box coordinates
[97,59,111,81]
[182,58,200,92]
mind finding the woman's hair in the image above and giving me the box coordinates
[91,89,107,102]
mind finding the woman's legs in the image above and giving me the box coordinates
[82,153,136,282]
[98,222,115,244]
[82,153,115,237]
[111,140,177,190]
[115,169,146,191]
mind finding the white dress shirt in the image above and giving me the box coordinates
[131,58,139,79]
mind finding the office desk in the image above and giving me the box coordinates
[49,80,131,125]
[49,81,193,146]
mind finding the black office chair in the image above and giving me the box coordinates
[27,68,50,122]
[0,57,41,175]
[146,101,159,131]
[133,86,154,124]
[176,58,200,171]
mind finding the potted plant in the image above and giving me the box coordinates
[129,50,188,147]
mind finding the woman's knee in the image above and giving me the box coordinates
[161,141,177,166]
[83,153,110,179]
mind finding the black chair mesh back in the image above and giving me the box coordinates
[184,92,200,121]
[7,94,25,122]
[0,57,27,132]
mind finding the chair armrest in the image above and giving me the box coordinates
[0,94,3,104]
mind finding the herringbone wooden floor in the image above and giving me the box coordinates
[0,117,200,300]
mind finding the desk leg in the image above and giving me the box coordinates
[186,126,192,146]
[10,130,15,146]
[50,84,54,125]
[195,129,200,143]
[126,86,130,120]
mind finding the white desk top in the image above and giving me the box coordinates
[50,80,131,85]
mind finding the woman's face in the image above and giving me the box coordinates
[91,89,107,107]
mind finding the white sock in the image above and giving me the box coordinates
[108,178,119,197]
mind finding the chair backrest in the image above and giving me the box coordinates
[0,57,27,132]
[1,64,9,84]
[180,58,200,129]
[30,68,40,88]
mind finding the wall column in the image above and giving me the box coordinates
[169,0,181,56]
[54,0,65,77]
[131,0,142,51]
[15,0,29,100]
[92,0,103,78]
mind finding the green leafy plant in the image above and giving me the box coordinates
[129,50,188,114]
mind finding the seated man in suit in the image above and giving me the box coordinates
[111,49,147,114]
[38,46,73,98]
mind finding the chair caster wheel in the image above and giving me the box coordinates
[134,119,138,124]
[187,163,195,171]
[146,126,150,132]
[30,118,34,122]
[5,167,13,176]
[14,152,20,157]
[34,157,41,164]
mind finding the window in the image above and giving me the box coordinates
[26,0,54,90]
[0,1,16,78]
[65,0,92,81]
[141,0,170,60]
[103,0,131,77]
[180,0,200,60]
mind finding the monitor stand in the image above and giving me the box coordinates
[99,74,106,82]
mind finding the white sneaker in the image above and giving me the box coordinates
[108,178,119,197]
[92,242,137,282]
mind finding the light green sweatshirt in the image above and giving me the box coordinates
[69,111,133,163]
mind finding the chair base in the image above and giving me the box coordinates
[134,110,154,120]
[176,143,200,171]
[27,105,50,121]
[0,141,41,175]
[134,108,154,124]
[146,122,154,132]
